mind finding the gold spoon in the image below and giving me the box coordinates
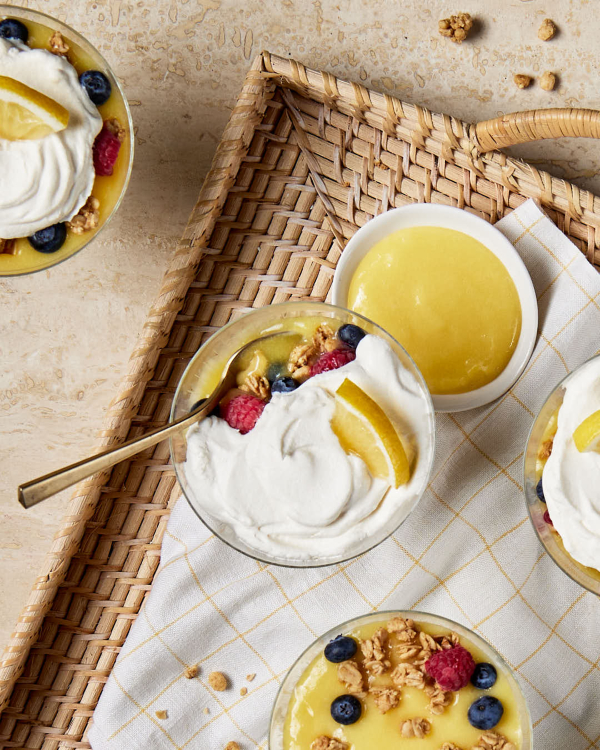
[18,331,300,509]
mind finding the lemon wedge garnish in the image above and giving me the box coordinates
[331,378,411,488]
[573,409,600,452]
[0,75,69,140]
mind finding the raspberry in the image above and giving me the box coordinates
[221,393,265,434]
[543,509,553,526]
[310,348,356,376]
[424,645,475,691]
[93,122,122,176]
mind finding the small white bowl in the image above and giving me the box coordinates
[331,204,538,412]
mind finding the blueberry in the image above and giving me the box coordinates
[79,70,112,105]
[330,694,361,725]
[28,223,67,253]
[271,377,299,394]
[338,323,367,349]
[536,478,546,503]
[470,662,497,690]
[267,361,287,383]
[324,635,357,663]
[468,696,504,730]
[0,18,29,43]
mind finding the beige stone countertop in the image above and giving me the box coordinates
[1,0,599,652]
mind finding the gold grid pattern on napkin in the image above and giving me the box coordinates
[87,200,600,750]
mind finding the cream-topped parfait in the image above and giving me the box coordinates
[271,612,530,750]
[173,304,435,566]
[533,356,600,577]
[0,8,132,275]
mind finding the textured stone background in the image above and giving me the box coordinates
[1,0,599,650]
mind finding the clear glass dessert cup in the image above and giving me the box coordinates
[269,609,532,750]
[170,301,436,568]
[524,355,600,595]
[0,5,134,276]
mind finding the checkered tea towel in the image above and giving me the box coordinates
[89,199,600,750]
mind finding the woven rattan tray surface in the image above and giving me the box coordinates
[2,50,600,748]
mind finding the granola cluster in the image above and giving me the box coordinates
[438,12,473,43]
[48,30,69,57]
[310,737,348,750]
[67,196,100,235]
[472,731,517,750]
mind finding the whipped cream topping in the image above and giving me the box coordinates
[183,335,433,562]
[0,39,102,238]
[543,357,600,570]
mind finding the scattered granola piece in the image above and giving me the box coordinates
[240,373,270,399]
[337,660,365,696]
[435,632,460,650]
[225,743,240,750]
[184,664,199,679]
[313,323,338,353]
[540,71,557,91]
[246,673,256,682]
[203,707,210,715]
[208,671,228,691]
[395,643,421,661]
[441,744,463,750]
[48,30,69,56]
[538,18,557,41]
[240,686,248,696]
[370,686,400,714]
[67,196,100,235]
[391,662,426,689]
[514,74,533,89]
[291,365,311,383]
[400,717,431,738]
[310,736,348,750]
[105,117,126,142]
[472,732,516,750]
[539,438,553,460]
[0,239,16,255]
[360,628,392,674]
[438,13,473,43]
[155,709,168,720]
[425,683,453,715]
[288,343,316,373]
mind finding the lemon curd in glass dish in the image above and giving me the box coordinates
[283,616,524,750]
[0,9,132,275]
[346,226,522,395]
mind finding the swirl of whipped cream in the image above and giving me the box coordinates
[183,335,433,562]
[0,38,102,238]
[543,358,600,570]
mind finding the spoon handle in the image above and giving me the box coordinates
[18,407,205,509]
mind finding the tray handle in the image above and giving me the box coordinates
[475,107,600,153]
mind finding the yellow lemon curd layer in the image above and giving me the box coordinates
[0,17,130,275]
[347,226,522,395]
[284,620,523,750]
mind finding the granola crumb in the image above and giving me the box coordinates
[291,365,311,383]
[514,74,533,89]
[391,662,426,689]
[208,671,228,691]
[203,707,210,715]
[48,30,69,57]
[472,732,516,750]
[155,709,168,720]
[67,195,100,235]
[313,323,337,353]
[370,686,400,714]
[0,239,16,255]
[441,744,463,750]
[400,717,431,738]
[310,736,348,750]
[538,18,557,41]
[105,117,126,142]
[288,343,316,373]
[438,13,473,43]
[184,664,199,679]
[540,71,557,91]
[361,628,392,674]
[224,743,240,750]
[337,659,365,696]
[240,373,270,399]
[240,686,248,696]
[246,673,256,682]
[539,438,554,460]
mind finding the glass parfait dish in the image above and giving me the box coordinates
[524,355,600,595]
[170,302,435,568]
[269,610,532,750]
[0,5,133,276]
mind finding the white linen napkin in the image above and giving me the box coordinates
[89,199,600,750]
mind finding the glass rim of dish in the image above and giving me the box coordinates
[330,203,538,412]
[169,300,436,568]
[0,3,134,277]
[268,608,533,750]
[523,353,600,595]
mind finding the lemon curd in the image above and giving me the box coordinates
[0,15,131,275]
[347,226,522,395]
[283,620,523,750]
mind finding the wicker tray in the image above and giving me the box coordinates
[2,50,600,748]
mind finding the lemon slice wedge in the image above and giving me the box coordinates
[331,378,411,488]
[0,75,69,140]
[573,409,600,452]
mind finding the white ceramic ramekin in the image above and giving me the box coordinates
[331,204,538,412]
